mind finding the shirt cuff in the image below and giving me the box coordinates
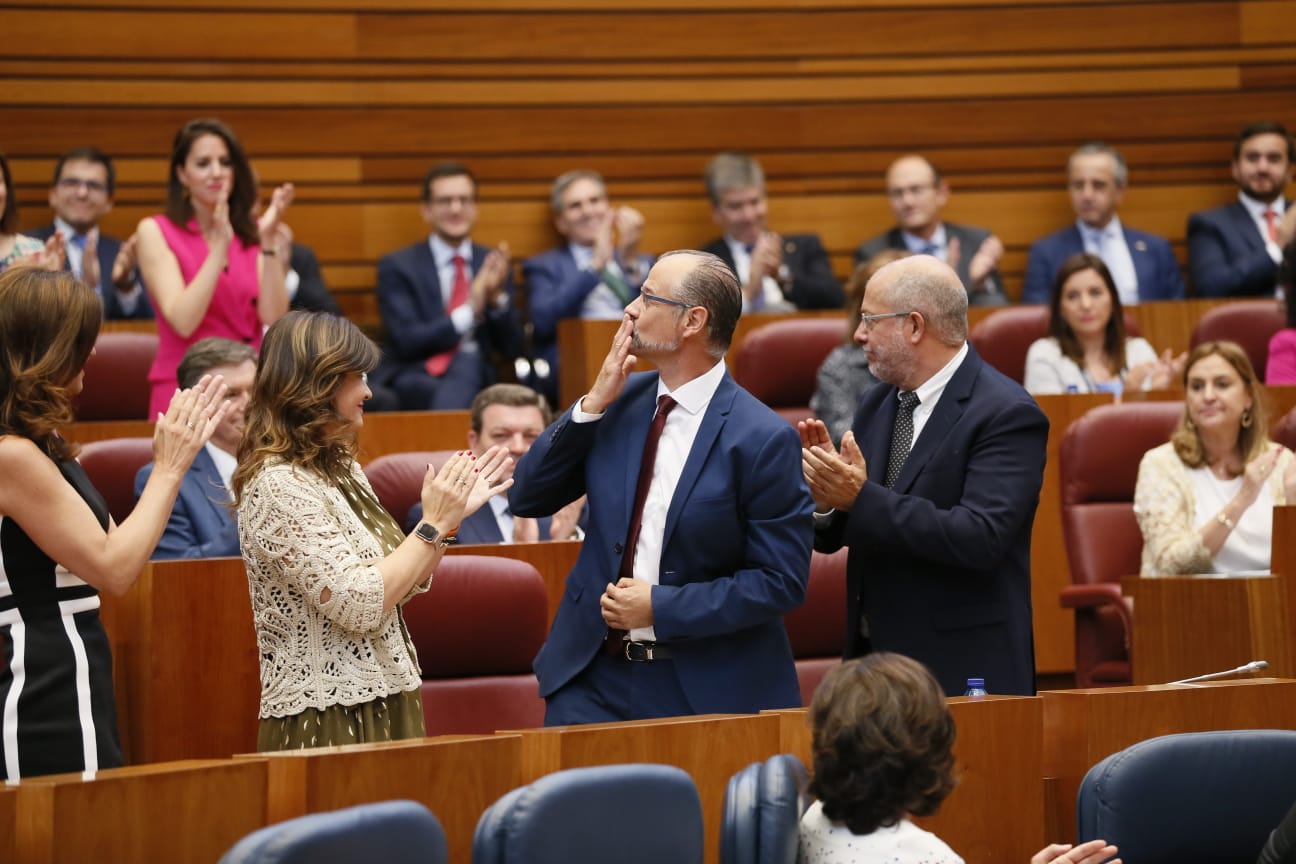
[571,398,604,424]
[450,304,475,334]
[285,268,301,301]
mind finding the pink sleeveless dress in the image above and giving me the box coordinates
[147,216,263,417]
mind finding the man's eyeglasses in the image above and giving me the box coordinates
[640,292,695,311]
[858,310,914,331]
[57,178,109,195]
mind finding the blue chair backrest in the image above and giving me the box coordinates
[721,754,811,864]
[1077,729,1296,863]
[219,799,447,864]
[473,763,703,864]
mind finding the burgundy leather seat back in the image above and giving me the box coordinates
[401,554,548,733]
[1274,406,1296,452]
[731,318,845,425]
[76,437,155,524]
[73,331,158,421]
[783,548,847,704]
[362,450,457,525]
[970,307,1141,385]
[1190,300,1285,382]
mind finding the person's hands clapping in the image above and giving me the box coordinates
[1240,444,1283,509]
[802,429,868,512]
[152,374,231,480]
[205,189,234,261]
[1031,839,1119,864]
[464,444,514,517]
[256,183,295,248]
[418,451,477,537]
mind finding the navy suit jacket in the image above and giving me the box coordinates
[814,347,1047,696]
[1187,200,1289,298]
[288,243,342,315]
[404,502,554,543]
[701,234,844,310]
[855,223,1007,305]
[510,370,814,714]
[1021,224,1185,304]
[376,240,523,375]
[134,448,240,560]
[30,224,153,320]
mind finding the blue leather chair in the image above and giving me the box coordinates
[219,800,447,864]
[721,754,811,864]
[1077,730,1296,863]
[473,764,703,864]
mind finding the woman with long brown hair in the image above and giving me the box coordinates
[0,267,227,780]
[233,311,511,750]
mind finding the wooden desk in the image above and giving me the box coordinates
[0,785,15,864]
[501,713,782,864]
[1042,678,1296,843]
[239,734,522,864]
[768,696,1044,864]
[13,758,268,863]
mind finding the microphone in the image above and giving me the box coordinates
[1170,660,1269,685]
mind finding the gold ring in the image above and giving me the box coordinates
[186,422,195,430]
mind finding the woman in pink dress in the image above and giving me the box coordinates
[136,118,293,417]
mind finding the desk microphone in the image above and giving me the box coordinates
[1170,660,1269,685]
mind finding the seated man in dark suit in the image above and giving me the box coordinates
[800,255,1047,696]
[406,382,585,542]
[698,151,843,313]
[376,162,522,410]
[855,155,1007,306]
[1188,121,1295,297]
[1023,143,1184,305]
[134,338,255,559]
[29,146,152,320]
[522,170,655,403]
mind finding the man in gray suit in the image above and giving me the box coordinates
[855,155,1007,305]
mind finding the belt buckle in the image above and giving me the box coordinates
[624,641,651,662]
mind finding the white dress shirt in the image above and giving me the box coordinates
[53,216,144,315]
[901,224,949,260]
[205,442,237,501]
[908,341,969,445]
[428,235,479,350]
[724,235,788,311]
[1238,192,1287,268]
[1079,215,1139,306]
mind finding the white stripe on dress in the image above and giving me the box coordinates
[59,601,98,775]
[3,618,26,781]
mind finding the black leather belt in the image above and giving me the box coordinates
[622,641,673,662]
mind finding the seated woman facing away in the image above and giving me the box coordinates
[800,652,1119,864]
[1135,340,1296,576]
[1024,253,1183,397]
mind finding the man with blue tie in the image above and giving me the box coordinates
[855,155,1007,305]
[376,162,522,410]
[29,147,152,320]
[1188,121,1295,298]
[1022,143,1184,305]
[134,338,255,559]
[512,250,814,724]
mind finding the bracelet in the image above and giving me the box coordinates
[260,248,277,257]
[1216,511,1236,530]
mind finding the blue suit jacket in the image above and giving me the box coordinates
[1021,224,1185,304]
[404,502,553,543]
[814,347,1047,696]
[134,448,240,560]
[375,240,523,374]
[510,370,814,714]
[30,224,153,320]
[1187,200,1289,298]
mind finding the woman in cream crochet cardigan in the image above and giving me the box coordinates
[1134,340,1296,577]
[232,311,512,751]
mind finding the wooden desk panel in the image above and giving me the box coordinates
[0,786,15,864]
[241,735,522,864]
[768,697,1044,864]
[14,758,268,864]
[1042,678,1296,843]
[502,713,782,864]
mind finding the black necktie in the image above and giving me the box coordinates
[884,391,920,488]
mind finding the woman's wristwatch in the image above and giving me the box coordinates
[413,522,454,548]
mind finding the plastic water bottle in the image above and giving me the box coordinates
[964,677,988,697]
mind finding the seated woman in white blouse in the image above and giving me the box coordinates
[1135,341,1296,576]
[1024,253,1182,396]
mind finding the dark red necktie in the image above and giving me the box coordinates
[619,394,677,582]
[425,254,470,377]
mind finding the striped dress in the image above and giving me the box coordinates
[0,458,123,780]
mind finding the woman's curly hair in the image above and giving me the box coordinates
[0,268,101,462]
[231,311,379,504]
[806,653,957,835]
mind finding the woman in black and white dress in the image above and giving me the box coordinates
[0,267,227,780]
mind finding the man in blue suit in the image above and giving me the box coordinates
[801,255,1047,696]
[1022,143,1184,305]
[29,147,152,321]
[522,170,655,405]
[1188,121,1295,298]
[376,162,522,410]
[135,338,256,559]
[512,250,814,724]
[405,382,584,542]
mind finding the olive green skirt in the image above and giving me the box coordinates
[257,688,425,752]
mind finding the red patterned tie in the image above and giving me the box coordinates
[425,254,470,377]
[1265,209,1279,243]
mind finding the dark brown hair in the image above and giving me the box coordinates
[165,119,258,246]
[1048,252,1128,377]
[807,653,957,835]
[1171,340,1269,469]
[0,268,102,461]
[0,151,19,234]
[232,311,379,504]
[470,383,551,435]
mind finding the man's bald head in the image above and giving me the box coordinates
[868,255,968,347]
